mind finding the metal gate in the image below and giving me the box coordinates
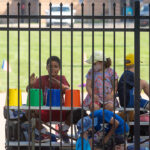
[1,1,150,150]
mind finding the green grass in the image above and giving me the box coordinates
[0,31,149,92]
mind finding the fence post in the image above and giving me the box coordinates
[134,1,140,150]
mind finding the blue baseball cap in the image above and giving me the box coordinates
[77,116,93,134]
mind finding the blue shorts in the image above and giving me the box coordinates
[127,88,149,108]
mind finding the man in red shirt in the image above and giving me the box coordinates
[26,56,70,142]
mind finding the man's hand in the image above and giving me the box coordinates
[48,77,59,85]
[26,73,38,92]
[30,73,38,86]
[48,77,69,91]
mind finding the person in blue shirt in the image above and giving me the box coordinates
[118,53,150,110]
[76,116,92,150]
[90,109,129,150]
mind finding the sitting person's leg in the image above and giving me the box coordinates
[104,98,119,111]
[104,99,119,111]
[89,101,101,111]
[117,111,135,121]
[104,103,114,111]
[140,79,150,110]
[140,79,149,97]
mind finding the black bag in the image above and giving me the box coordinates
[5,120,26,141]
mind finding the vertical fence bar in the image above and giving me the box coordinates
[60,3,63,149]
[49,3,52,150]
[113,2,116,111]
[91,3,94,150]
[28,3,31,150]
[113,3,116,148]
[81,3,84,150]
[6,2,10,149]
[123,3,127,150]
[149,4,150,150]
[17,2,20,150]
[134,1,140,150]
[38,3,42,150]
[102,3,105,150]
[70,3,73,150]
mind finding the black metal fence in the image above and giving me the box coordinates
[1,1,150,150]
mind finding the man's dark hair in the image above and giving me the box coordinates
[72,108,88,124]
[47,56,61,67]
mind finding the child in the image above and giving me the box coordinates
[26,56,70,142]
[83,51,119,111]
[26,56,70,105]
[63,108,128,150]
[89,109,129,150]
[118,53,150,110]
[76,116,92,150]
